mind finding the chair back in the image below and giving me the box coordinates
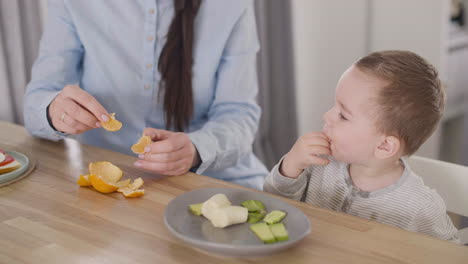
[407,156,468,244]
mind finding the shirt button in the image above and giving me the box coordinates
[146,64,152,69]
[147,36,154,42]
[144,84,151,90]
[149,9,155,14]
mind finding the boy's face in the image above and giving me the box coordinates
[322,65,385,164]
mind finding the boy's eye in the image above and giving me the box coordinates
[339,113,348,121]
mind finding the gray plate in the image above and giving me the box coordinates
[164,188,311,257]
[0,151,29,185]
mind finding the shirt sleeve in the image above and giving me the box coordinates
[412,190,460,244]
[188,2,262,174]
[263,157,309,201]
[23,0,83,141]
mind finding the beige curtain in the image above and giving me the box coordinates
[0,0,43,124]
[254,0,297,169]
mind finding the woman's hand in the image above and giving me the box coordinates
[134,128,200,176]
[48,85,109,134]
[280,132,331,178]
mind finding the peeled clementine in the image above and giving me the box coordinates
[101,113,122,132]
[131,135,152,154]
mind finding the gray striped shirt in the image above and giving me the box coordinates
[264,157,459,243]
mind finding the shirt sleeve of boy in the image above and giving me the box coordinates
[263,156,309,200]
[411,190,460,243]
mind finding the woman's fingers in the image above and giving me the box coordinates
[49,85,109,134]
[145,133,187,153]
[63,99,100,128]
[139,146,188,162]
[135,157,192,175]
[63,85,109,122]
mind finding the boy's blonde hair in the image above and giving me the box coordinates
[355,50,445,156]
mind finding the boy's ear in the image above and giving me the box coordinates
[375,135,401,159]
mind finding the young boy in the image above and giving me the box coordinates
[264,50,459,243]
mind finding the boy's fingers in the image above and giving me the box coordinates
[309,155,330,166]
[304,137,330,148]
[308,145,331,155]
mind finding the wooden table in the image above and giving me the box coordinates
[0,121,467,264]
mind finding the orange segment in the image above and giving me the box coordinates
[101,113,122,132]
[89,161,123,183]
[122,189,145,198]
[131,135,152,154]
[89,174,118,193]
[77,174,92,187]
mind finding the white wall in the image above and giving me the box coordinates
[290,0,450,159]
[290,0,369,135]
[39,0,48,26]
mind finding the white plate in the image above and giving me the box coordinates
[164,188,311,257]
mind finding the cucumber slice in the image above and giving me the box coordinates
[241,200,266,214]
[250,223,276,244]
[263,210,287,224]
[247,211,266,223]
[269,223,289,241]
[188,203,203,216]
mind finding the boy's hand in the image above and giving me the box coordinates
[280,132,331,178]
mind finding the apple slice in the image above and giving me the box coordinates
[0,154,14,167]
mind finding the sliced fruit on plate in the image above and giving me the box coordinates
[189,203,203,216]
[264,210,287,224]
[269,223,289,242]
[0,149,21,175]
[101,113,122,132]
[250,223,276,244]
[241,200,266,214]
[247,212,266,224]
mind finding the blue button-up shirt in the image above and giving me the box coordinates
[24,0,267,190]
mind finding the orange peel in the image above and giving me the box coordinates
[118,178,145,198]
[77,161,144,198]
[122,189,145,198]
[131,135,152,154]
[89,161,123,183]
[89,174,119,193]
[118,177,144,193]
[77,174,92,187]
[101,113,122,132]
